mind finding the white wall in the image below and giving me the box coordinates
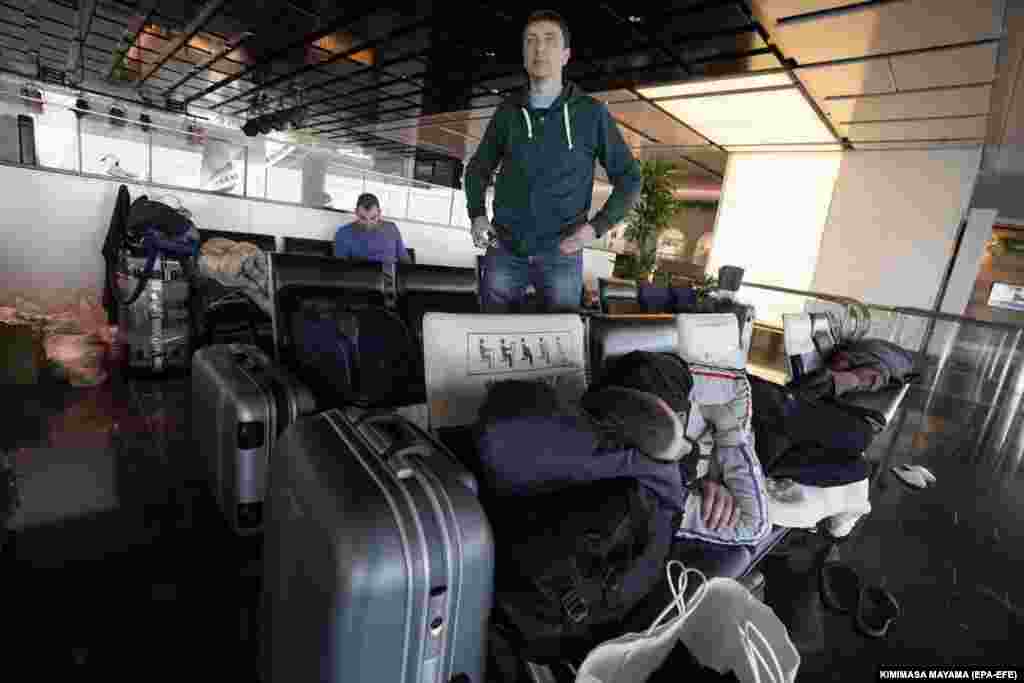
[709,151,843,324]
[811,148,982,309]
[0,165,614,306]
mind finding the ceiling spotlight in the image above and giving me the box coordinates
[185,120,206,145]
[241,104,308,137]
[108,106,126,127]
[20,85,43,114]
[74,97,90,119]
[139,113,152,132]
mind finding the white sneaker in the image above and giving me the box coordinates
[826,509,871,538]
[891,464,937,490]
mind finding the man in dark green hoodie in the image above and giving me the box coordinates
[465,9,642,312]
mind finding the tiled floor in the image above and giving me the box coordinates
[762,387,1024,680]
[4,372,264,680]
[3,370,1023,680]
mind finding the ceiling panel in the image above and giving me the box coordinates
[839,116,991,142]
[608,100,710,146]
[753,0,863,18]
[657,87,836,146]
[640,71,792,99]
[772,0,1004,66]
[889,42,999,90]
[824,84,993,121]
[796,60,895,98]
[592,89,638,105]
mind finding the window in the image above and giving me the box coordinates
[0,90,79,171]
[80,114,149,180]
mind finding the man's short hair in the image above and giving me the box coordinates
[524,9,570,48]
[356,193,380,211]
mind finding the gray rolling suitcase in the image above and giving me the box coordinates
[262,406,494,683]
[191,343,315,534]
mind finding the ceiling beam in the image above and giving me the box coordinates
[776,0,908,27]
[599,3,691,77]
[204,16,435,111]
[107,0,158,81]
[136,0,228,88]
[163,30,259,97]
[21,0,40,74]
[66,0,98,82]
[230,48,431,118]
[181,6,381,105]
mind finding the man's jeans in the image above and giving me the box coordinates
[480,242,583,313]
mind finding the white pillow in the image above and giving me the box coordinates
[677,313,749,370]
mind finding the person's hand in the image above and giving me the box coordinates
[559,223,596,255]
[701,479,739,531]
[471,216,493,250]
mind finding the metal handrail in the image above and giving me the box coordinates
[741,282,1023,334]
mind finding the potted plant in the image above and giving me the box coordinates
[623,159,687,283]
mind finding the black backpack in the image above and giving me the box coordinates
[491,477,676,663]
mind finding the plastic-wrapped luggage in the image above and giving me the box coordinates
[117,254,192,372]
[262,406,494,683]
[191,344,315,534]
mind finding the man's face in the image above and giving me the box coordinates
[523,20,569,81]
[355,205,381,225]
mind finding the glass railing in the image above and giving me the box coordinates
[0,80,481,228]
[739,282,1024,476]
[597,275,1024,471]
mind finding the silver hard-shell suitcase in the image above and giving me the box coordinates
[191,343,315,534]
[262,406,494,683]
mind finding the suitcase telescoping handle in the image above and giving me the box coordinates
[355,411,478,493]
[357,412,438,479]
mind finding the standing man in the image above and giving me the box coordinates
[465,9,642,313]
[334,193,412,266]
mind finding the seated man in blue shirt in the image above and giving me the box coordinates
[333,193,411,265]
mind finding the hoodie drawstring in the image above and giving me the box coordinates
[521,108,533,140]
[520,103,573,150]
[563,102,573,150]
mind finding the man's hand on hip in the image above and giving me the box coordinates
[558,223,596,255]
[471,216,493,250]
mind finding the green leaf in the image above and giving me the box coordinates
[624,159,694,281]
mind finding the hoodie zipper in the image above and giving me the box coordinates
[520,101,573,149]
